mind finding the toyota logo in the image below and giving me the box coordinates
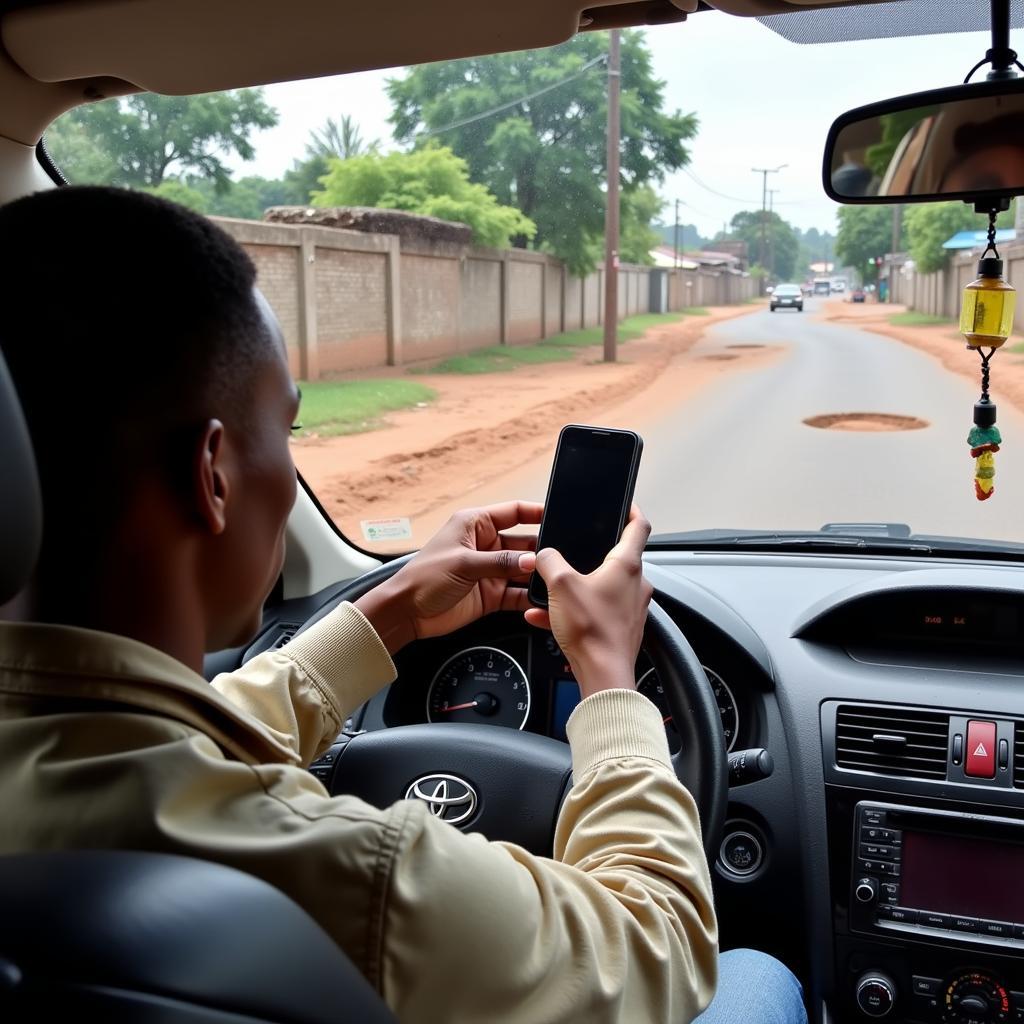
[405,774,478,826]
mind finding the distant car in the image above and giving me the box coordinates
[801,283,813,296]
[770,283,803,312]
[765,285,774,295]
[851,289,866,303]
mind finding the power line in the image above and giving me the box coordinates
[681,166,808,207]
[414,54,609,140]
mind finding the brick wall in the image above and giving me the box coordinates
[239,243,301,376]
[315,247,388,373]
[214,217,753,379]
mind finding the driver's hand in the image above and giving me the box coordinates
[525,505,652,700]
[354,501,542,655]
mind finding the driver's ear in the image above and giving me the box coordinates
[193,419,230,536]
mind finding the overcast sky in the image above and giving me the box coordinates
[232,14,998,239]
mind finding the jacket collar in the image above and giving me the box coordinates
[0,620,298,766]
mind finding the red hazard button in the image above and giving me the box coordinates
[965,720,996,778]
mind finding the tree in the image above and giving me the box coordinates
[307,115,379,160]
[723,210,798,280]
[796,226,836,273]
[144,179,209,213]
[312,146,536,249]
[904,201,1014,273]
[43,116,118,184]
[61,91,277,191]
[835,205,894,277]
[387,31,696,274]
[619,186,663,265]
[281,115,380,207]
[192,175,295,219]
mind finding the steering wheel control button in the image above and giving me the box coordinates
[965,720,997,778]
[405,773,478,827]
[856,973,896,1017]
[718,828,764,877]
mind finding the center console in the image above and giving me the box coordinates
[822,702,1024,1023]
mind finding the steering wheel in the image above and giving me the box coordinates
[295,556,728,860]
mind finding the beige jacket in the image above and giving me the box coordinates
[0,603,717,1024]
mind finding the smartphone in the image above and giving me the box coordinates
[528,424,644,607]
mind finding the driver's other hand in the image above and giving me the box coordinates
[525,505,652,700]
[354,501,543,655]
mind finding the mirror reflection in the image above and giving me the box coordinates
[829,90,1024,200]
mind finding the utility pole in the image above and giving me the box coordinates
[751,164,786,288]
[674,198,680,269]
[767,188,780,280]
[603,28,621,363]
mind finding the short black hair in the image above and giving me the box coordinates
[0,186,273,517]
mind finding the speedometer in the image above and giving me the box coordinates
[636,665,739,753]
[426,646,531,730]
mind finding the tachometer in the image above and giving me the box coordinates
[636,665,739,753]
[426,646,531,730]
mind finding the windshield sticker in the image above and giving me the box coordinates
[361,517,413,543]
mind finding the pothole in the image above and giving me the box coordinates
[803,412,929,433]
[702,353,739,361]
[726,344,765,350]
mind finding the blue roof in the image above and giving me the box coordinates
[942,228,1017,250]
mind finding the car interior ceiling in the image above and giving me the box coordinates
[7,1,1024,1023]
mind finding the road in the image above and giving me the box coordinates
[456,298,1024,547]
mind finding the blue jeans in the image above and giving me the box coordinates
[695,948,807,1023]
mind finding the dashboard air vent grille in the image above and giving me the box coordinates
[835,705,949,779]
[272,624,300,650]
[1014,722,1024,789]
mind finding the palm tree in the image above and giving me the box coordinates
[306,115,379,160]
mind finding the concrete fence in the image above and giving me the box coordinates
[885,240,1024,331]
[214,217,756,380]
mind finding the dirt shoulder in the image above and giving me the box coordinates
[292,303,766,547]
[821,299,1024,417]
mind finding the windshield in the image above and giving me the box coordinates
[43,16,1024,555]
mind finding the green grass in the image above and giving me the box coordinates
[417,312,698,375]
[295,379,436,436]
[888,311,954,327]
[414,344,577,375]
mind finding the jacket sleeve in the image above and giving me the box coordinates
[378,687,718,1024]
[209,602,396,766]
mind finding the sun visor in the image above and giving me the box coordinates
[1,0,584,93]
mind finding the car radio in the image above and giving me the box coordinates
[850,801,1024,950]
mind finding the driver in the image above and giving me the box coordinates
[0,186,805,1024]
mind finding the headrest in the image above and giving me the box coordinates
[0,346,41,604]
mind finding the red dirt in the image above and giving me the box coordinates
[291,304,770,549]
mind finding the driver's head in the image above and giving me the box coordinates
[0,186,299,652]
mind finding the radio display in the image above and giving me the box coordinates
[902,829,1024,921]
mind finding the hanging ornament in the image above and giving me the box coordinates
[960,209,1016,501]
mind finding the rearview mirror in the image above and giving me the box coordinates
[824,78,1024,205]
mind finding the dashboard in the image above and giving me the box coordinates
[377,614,745,754]
[217,548,1024,1024]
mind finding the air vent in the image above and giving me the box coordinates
[1014,722,1024,789]
[835,705,949,780]
[272,624,300,650]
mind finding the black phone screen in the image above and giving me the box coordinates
[529,426,641,605]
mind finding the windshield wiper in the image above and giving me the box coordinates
[648,523,1024,559]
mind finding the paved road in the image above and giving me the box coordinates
[459,299,1024,547]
